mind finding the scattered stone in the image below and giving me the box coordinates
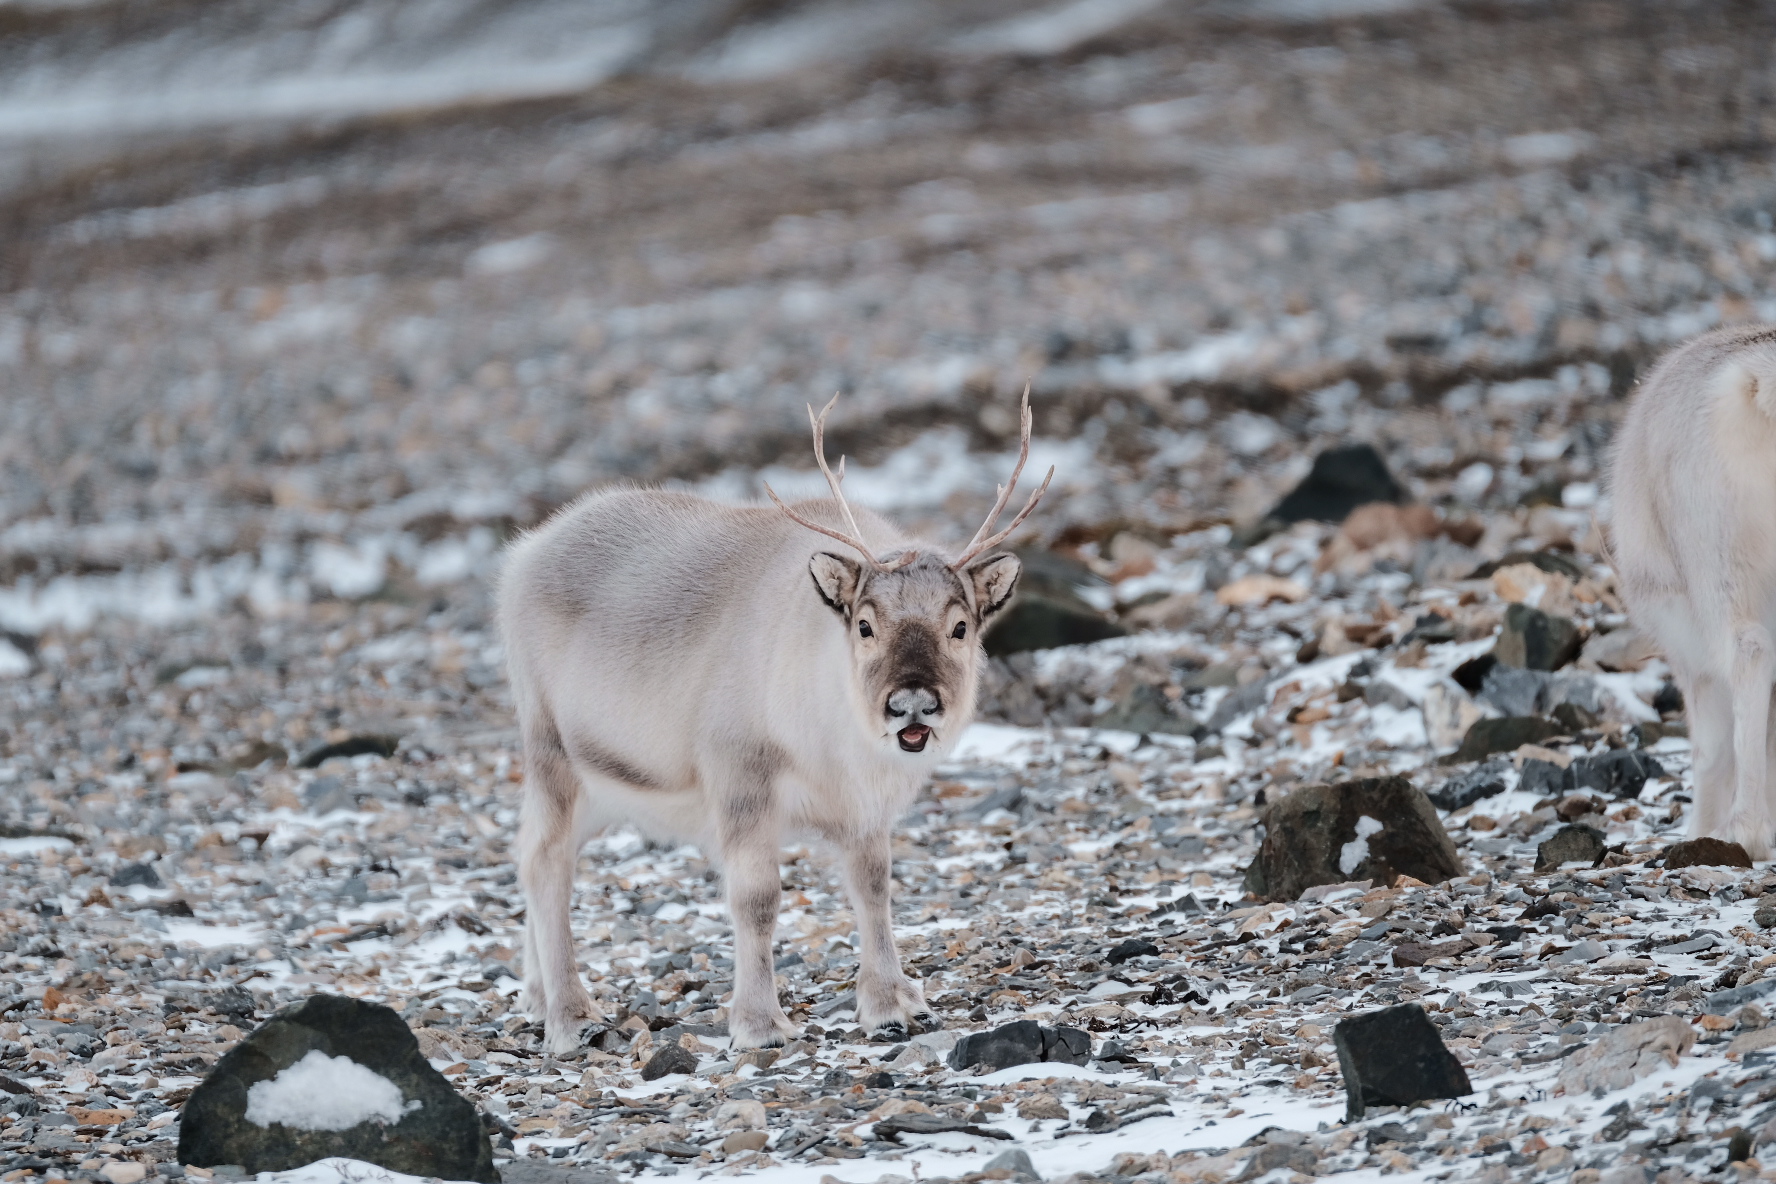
[1094,682,1199,736]
[947,1020,1091,1071]
[982,1148,1041,1181]
[1332,1004,1472,1120]
[1428,760,1510,810]
[1242,775,1463,901]
[641,1042,699,1080]
[298,734,400,768]
[1493,603,1583,671]
[1447,716,1561,763]
[1570,749,1665,798]
[100,1164,146,1184]
[1557,1016,1695,1095]
[177,994,496,1182]
[1105,938,1160,964]
[872,1112,1013,1142]
[1270,444,1405,524]
[1536,824,1607,871]
[108,861,162,888]
[498,1164,620,1184]
[1663,837,1753,869]
[1238,1141,1319,1181]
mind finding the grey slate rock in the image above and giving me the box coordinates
[500,1164,621,1184]
[1094,682,1199,736]
[640,1043,699,1080]
[1333,1003,1472,1121]
[109,862,162,889]
[1494,602,1582,671]
[1270,444,1405,524]
[948,1020,1091,1071]
[1242,776,1463,901]
[1519,758,1569,797]
[983,1148,1042,1181]
[1428,760,1510,810]
[177,993,496,1182]
[1535,824,1607,871]
[1570,750,1665,799]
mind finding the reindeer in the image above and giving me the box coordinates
[498,392,1052,1052]
[1610,324,1776,859]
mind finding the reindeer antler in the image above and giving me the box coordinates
[764,394,918,573]
[949,385,1054,570]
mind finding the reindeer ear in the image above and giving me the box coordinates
[809,552,862,613]
[966,553,1021,619]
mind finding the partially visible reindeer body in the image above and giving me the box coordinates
[498,396,1046,1053]
[1611,325,1776,859]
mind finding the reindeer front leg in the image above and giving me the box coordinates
[842,830,930,1040]
[720,782,797,1049]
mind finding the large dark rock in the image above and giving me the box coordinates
[177,994,496,1182]
[982,550,1123,656]
[1535,824,1606,871]
[1446,716,1561,764]
[1427,760,1510,811]
[1333,1004,1471,1121]
[1493,603,1582,671]
[1241,776,1463,902]
[948,1020,1091,1071]
[1270,445,1405,524]
[1663,837,1753,869]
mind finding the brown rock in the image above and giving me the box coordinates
[1664,838,1754,869]
[1241,776,1464,902]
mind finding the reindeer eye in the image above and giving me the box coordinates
[858,620,873,638]
[951,621,967,640]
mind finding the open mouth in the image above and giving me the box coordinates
[897,724,932,753]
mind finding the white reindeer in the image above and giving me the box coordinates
[498,393,1051,1052]
[1610,325,1776,859]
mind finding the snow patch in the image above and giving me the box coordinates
[246,1050,420,1131]
[1339,815,1384,875]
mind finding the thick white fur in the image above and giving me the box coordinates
[497,488,1009,1053]
[1611,325,1776,858]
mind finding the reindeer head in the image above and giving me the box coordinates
[767,389,1052,757]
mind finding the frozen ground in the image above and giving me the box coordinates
[4,1,1776,1182]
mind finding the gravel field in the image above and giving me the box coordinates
[4,2,1776,1183]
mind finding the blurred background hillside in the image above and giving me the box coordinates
[0,0,1771,637]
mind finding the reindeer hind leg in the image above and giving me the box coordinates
[517,717,606,1054]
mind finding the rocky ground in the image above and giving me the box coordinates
[5,1,1776,1183]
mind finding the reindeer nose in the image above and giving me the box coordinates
[886,687,941,718]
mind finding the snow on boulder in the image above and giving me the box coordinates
[178,994,496,1181]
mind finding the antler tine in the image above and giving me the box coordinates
[955,385,1034,560]
[950,465,1054,569]
[766,393,919,572]
[950,385,1043,569]
[807,394,872,549]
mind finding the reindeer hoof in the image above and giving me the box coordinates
[869,1021,910,1043]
